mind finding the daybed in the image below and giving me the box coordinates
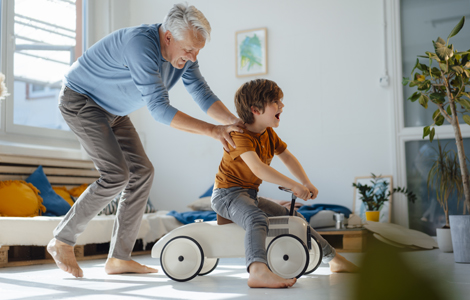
[0,154,182,267]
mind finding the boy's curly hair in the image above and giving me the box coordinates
[234,79,283,124]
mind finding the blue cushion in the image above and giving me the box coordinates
[26,166,71,216]
[199,184,214,198]
[167,210,216,224]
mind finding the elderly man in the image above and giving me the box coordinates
[47,3,243,278]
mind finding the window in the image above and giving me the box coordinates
[393,0,470,232]
[405,138,469,235]
[401,0,470,128]
[1,0,87,141]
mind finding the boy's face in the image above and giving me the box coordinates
[255,98,284,128]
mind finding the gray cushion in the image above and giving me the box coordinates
[309,210,337,228]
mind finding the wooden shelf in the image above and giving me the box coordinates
[316,227,371,252]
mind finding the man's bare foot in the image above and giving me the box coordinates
[247,262,297,288]
[105,257,158,274]
[47,238,83,278]
[329,253,360,273]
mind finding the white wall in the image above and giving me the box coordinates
[87,0,130,45]
[122,0,396,216]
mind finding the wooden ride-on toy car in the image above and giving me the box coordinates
[151,187,323,282]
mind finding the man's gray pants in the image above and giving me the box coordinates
[211,187,336,270]
[53,85,154,260]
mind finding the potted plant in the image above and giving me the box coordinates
[352,173,416,222]
[403,16,470,262]
[427,140,463,252]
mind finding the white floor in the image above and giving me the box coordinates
[0,249,468,300]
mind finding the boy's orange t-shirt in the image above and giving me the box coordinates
[214,127,287,191]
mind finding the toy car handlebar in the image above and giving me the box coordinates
[278,186,313,216]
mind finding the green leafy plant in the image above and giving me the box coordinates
[403,16,470,212]
[352,173,417,211]
[427,140,464,228]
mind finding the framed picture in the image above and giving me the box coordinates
[235,28,267,77]
[352,175,393,223]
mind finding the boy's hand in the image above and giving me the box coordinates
[292,184,312,201]
[304,182,319,200]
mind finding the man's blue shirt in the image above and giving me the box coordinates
[64,23,219,125]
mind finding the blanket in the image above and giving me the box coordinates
[167,210,217,224]
[168,203,351,225]
[297,204,351,221]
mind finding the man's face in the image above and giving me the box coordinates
[166,30,206,69]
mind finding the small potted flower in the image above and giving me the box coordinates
[353,173,417,222]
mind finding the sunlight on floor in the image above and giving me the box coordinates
[311,267,333,275]
[1,251,467,300]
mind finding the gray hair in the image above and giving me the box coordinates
[162,3,211,42]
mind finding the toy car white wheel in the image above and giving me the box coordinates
[267,234,309,279]
[304,237,323,275]
[198,258,219,276]
[160,236,204,282]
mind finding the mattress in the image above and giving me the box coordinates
[0,210,182,247]
[310,210,337,228]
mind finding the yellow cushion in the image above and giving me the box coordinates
[0,180,46,217]
[52,186,75,206]
[68,183,88,198]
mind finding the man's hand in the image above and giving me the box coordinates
[231,118,246,129]
[205,101,246,151]
[211,120,245,152]
[170,112,245,152]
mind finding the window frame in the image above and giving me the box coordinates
[0,0,87,145]
[389,0,470,227]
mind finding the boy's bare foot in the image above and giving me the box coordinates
[329,253,360,273]
[47,238,83,278]
[247,262,297,288]
[104,257,158,274]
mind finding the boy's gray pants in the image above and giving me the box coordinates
[53,85,154,260]
[211,187,336,270]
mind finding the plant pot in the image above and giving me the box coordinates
[365,211,380,222]
[436,228,453,253]
[449,215,470,263]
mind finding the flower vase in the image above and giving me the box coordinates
[365,211,380,222]
[436,227,453,252]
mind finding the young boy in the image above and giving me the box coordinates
[211,79,359,288]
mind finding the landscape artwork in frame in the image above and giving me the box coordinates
[236,28,267,77]
[352,175,393,223]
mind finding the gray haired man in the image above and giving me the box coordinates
[47,3,244,277]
